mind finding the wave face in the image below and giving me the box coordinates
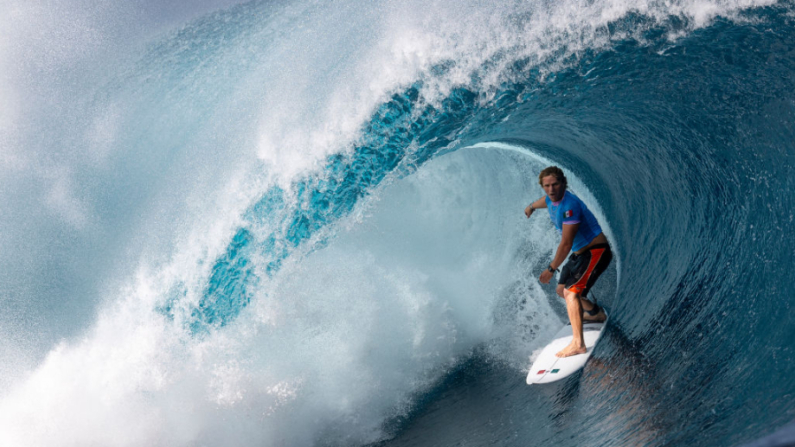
[1,0,795,446]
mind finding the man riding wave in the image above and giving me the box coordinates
[525,166,612,358]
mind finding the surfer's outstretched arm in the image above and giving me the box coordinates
[524,196,547,217]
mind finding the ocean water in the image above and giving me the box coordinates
[1,0,794,446]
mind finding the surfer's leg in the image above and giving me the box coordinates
[581,298,606,322]
[556,289,587,358]
[567,245,612,322]
[558,280,604,320]
[580,297,597,312]
[558,283,603,321]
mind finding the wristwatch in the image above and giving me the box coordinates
[547,264,558,273]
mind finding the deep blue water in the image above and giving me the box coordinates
[2,1,795,446]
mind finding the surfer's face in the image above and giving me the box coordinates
[542,175,565,202]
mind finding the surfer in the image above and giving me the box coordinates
[524,166,612,358]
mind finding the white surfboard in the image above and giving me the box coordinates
[526,319,606,385]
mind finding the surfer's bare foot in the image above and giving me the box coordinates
[556,342,587,358]
[583,308,606,323]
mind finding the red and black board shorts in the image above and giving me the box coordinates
[559,243,613,296]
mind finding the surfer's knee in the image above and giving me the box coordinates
[556,284,565,298]
[563,288,579,302]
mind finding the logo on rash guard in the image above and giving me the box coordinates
[565,210,573,218]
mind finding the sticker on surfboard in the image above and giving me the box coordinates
[526,319,606,385]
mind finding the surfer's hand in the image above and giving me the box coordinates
[539,269,553,284]
[525,204,534,218]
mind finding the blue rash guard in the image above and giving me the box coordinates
[546,191,603,253]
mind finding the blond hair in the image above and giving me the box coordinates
[538,166,567,189]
